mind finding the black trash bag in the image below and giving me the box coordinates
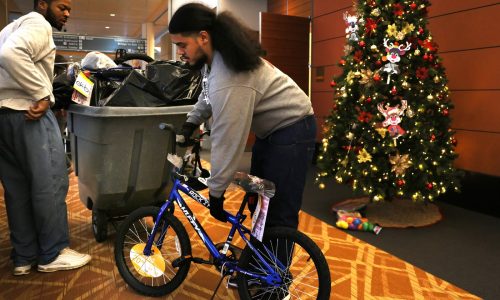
[146,60,202,106]
[101,70,171,107]
[52,72,74,110]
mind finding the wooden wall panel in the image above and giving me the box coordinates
[309,1,500,175]
[428,6,500,52]
[268,0,287,15]
[454,130,500,175]
[451,91,500,133]
[312,38,344,66]
[311,91,335,139]
[312,10,346,42]
[287,0,311,18]
[313,0,351,17]
[311,65,342,92]
[441,48,500,90]
[267,0,311,17]
[428,0,499,16]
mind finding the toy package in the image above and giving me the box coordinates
[335,210,382,235]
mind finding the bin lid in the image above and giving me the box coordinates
[68,104,193,117]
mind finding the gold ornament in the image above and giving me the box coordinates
[406,106,415,118]
[359,69,374,85]
[319,183,325,190]
[396,31,405,41]
[375,127,388,137]
[389,153,412,175]
[427,94,434,100]
[433,76,440,83]
[371,8,381,17]
[340,157,348,167]
[370,44,378,52]
[414,49,421,56]
[357,148,372,163]
[346,132,354,140]
[402,81,410,89]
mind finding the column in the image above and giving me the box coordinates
[141,22,155,59]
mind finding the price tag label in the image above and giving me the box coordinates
[72,71,94,106]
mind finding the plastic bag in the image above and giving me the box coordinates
[81,51,117,69]
[145,60,202,105]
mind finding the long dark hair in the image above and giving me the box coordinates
[168,3,263,73]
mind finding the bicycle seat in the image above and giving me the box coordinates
[232,172,275,198]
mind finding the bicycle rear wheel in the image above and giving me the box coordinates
[114,206,191,297]
[237,227,331,300]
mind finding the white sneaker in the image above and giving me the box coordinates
[38,248,91,272]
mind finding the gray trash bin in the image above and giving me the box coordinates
[67,104,192,242]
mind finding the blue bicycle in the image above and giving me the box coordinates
[114,124,331,299]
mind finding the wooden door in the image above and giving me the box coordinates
[260,12,310,94]
[245,12,310,150]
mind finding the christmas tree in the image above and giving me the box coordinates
[316,0,461,202]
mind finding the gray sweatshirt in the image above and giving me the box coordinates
[0,12,55,110]
[187,51,314,197]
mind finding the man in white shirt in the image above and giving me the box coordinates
[0,0,91,276]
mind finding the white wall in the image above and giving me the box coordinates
[218,0,267,30]
[168,0,267,59]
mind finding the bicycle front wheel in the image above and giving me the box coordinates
[237,227,331,300]
[114,206,191,297]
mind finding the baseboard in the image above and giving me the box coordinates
[437,171,500,218]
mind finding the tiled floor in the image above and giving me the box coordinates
[0,171,480,299]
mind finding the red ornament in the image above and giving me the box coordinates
[330,80,337,88]
[393,3,404,16]
[375,60,382,67]
[426,182,434,190]
[431,134,436,141]
[366,97,372,103]
[451,138,458,146]
[410,3,417,10]
[397,179,405,187]
[418,27,424,35]
[442,109,449,116]
[390,86,397,95]
[423,53,429,60]
[373,73,381,81]
[359,40,366,47]
[340,59,346,65]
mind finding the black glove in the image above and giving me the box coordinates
[209,193,227,222]
[245,192,258,217]
[177,122,198,147]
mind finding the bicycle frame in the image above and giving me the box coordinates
[143,177,286,286]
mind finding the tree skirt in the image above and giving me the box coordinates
[332,197,442,228]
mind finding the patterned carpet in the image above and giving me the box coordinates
[0,172,480,300]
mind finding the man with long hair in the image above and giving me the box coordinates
[0,0,91,276]
[169,3,316,233]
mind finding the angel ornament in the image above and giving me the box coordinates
[377,100,408,139]
[343,12,359,42]
[380,39,411,84]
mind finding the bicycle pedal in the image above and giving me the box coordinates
[172,255,192,268]
[192,257,212,265]
[172,255,212,268]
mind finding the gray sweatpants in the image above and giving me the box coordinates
[0,108,69,266]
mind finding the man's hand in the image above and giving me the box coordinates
[177,122,198,147]
[25,97,50,120]
[209,193,227,222]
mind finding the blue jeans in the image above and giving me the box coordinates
[251,115,316,230]
[0,109,69,266]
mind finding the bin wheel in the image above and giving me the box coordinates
[92,207,108,242]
